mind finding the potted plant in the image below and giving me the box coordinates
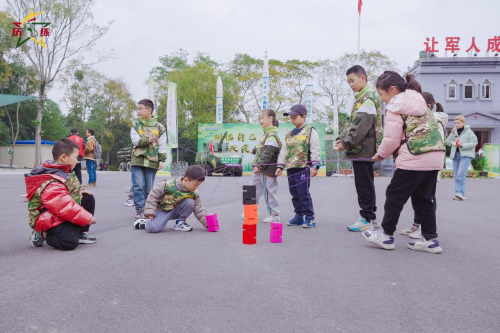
[472,156,490,177]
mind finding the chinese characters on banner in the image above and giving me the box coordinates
[262,76,269,110]
[166,82,178,148]
[424,36,500,54]
[305,84,313,123]
[216,76,223,124]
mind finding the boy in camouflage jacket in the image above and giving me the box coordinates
[276,104,321,228]
[336,65,383,232]
[134,165,208,232]
[25,139,97,250]
[130,99,167,220]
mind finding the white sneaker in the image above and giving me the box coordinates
[455,194,466,201]
[125,200,135,207]
[133,218,148,230]
[408,237,442,254]
[401,224,421,238]
[173,220,193,232]
[263,215,280,223]
[362,229,395,250]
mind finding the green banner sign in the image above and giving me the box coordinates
[483,143,499,175]
[198,123,327,175]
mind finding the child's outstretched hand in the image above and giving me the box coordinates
[372,154,384,162]
[80,188,93,196]
[311,168,318,177]
[335,140,346,151]
[89,217,96,225]
[275,169,283,176]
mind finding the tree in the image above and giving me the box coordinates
[7,0,112,166]
[315,50,399,132]
[228,53,262,123]
[60,59,103,129]
[87,78,135,163]
[152,51,239,163]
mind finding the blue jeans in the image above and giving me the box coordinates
[132,166,157,212]
[452,151,471,197]
[86,159,97,184]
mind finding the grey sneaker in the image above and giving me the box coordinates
[263,215,280,223]
[79,233,96,244]
[173,220,193,232]
[408,237,442,254]
[30,231,45,247]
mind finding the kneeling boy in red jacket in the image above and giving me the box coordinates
[25,138,97,250]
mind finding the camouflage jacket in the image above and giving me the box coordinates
[252,126,282,177]
[338,86,383,160]
[131,118,167,169]
[144,178,208,228]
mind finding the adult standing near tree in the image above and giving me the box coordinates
[446,116,478,201]
[84,129,97,187]
[68,128,85,184]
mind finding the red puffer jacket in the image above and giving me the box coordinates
[25,162,92,232]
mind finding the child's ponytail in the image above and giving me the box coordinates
[405,74,422,94]
[435,102,444,112]
[422,92,444,112]
[263,109,279,128]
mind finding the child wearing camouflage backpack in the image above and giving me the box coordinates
[25,138,97,250]
[130,99,167,220]
[335,65,383,232]
[134,165,208,232]
[364,72,445,254]
[276,104,321,228]
[247,109,282,223]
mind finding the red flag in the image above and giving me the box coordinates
[209,141,214,155]
[358,0,363,15]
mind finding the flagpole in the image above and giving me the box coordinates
[357,13,361,62]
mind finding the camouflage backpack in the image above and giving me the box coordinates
[398,108,445,157]
[284,125,313,169]
[27,173,81,229]
[345,91,384,154]
[253,129,282,166]
[160,179,199,211]
[133,120,166,163]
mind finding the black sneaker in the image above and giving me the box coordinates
[79,232,96,244]
[173,220,193,232]
[30,231,45,247]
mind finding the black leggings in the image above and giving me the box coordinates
[46,193,95,251]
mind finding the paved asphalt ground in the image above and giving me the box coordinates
[1,170,499,333]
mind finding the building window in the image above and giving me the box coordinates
[447,80,457,100]
[464,79,475,100]
[481,80,491,100]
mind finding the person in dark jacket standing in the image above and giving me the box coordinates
[248,109,283,223]
[67,128,84,184]
[336,65,383,232]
